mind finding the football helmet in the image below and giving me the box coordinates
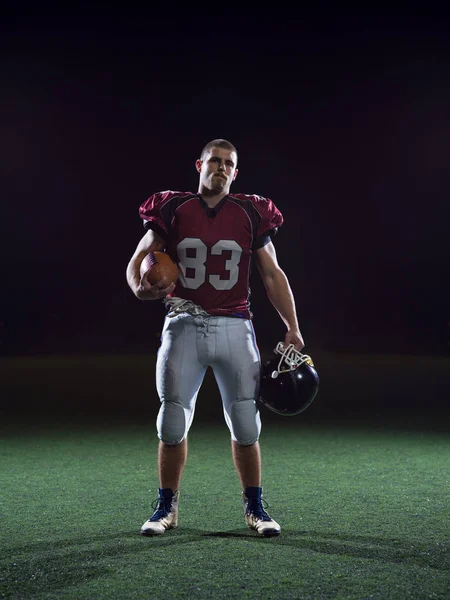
[259,342,319,416]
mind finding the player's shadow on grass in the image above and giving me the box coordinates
[4,528,203,556]
[1,557,112,598]
[3,526,448,597]
[1,529,207,597]
[7,528,449,573]
[203,529,449,571]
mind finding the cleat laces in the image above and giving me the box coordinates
[149,495,173,522]
[246,497,272,522]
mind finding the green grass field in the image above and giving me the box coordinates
[1,417,449,599]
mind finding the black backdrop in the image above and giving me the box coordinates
[1,7,449,421]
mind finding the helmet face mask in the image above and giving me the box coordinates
[259,343,319,416]
[270,342,315,377]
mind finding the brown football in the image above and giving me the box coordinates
[140,251,179,287]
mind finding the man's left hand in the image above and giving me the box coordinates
[284,329,305,351]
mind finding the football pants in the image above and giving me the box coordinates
[155,313,262,445]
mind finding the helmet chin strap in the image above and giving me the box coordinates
[271,342,314,378]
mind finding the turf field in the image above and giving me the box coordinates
[1,415,449,599]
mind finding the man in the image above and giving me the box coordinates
[126,139,305,537]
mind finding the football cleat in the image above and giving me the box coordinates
[140,488,179,536]
[243,487,281,537]
[259,342,319,416]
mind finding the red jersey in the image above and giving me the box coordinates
[139,191,283,319]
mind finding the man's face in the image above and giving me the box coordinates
[196,147,238,193]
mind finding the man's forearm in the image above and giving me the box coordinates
[126,230,166,297]
[262,270,299,331]
[127,249,159,299]
[126,253,145,296]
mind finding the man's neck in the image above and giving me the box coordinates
[198,188,228,208]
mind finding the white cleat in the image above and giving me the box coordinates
[140,489,179,536]
[243,488,281,537]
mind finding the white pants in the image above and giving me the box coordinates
[155,313,262,445]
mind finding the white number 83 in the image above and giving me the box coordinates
[177,238,243,290]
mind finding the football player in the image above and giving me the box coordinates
[126,139,305,537]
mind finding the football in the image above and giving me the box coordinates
[140,251,179,288]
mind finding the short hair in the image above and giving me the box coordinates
[200,139,238,163]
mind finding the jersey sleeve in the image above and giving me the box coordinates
[253,196,284,248]
[138,191,173,239]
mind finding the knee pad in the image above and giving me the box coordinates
[156,401,193,445]
[225,399,261,445]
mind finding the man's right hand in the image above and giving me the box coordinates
[136,276,176,301]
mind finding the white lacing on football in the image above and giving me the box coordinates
[272,342,313,378]
[165,296,210,318]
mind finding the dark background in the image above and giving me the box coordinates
[1,5,449,421]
